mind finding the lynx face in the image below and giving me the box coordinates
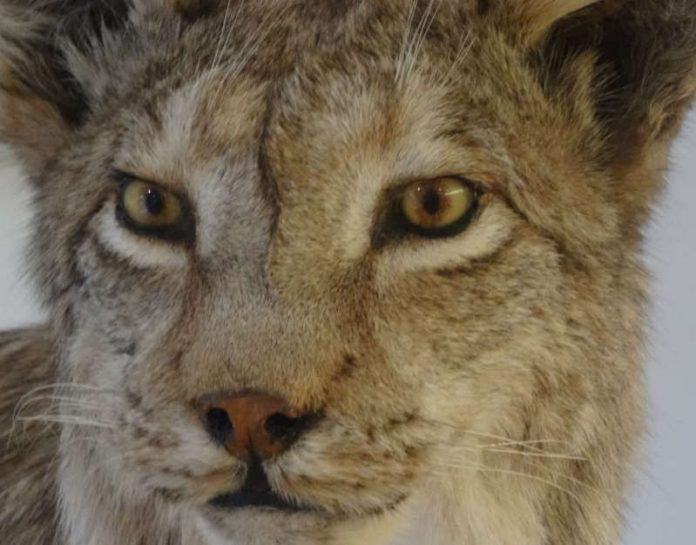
[1,1,695,544]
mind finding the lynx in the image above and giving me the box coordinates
[1,1,695,544]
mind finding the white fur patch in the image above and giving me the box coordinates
[94,201,189,269]
[376,201,518,285]
[115,78,207,182]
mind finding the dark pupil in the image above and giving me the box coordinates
[144,188,164,215]
[421,187,441,216]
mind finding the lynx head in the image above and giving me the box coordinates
[1,1,695,544]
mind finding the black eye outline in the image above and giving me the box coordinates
[112,170,196,245]
[372,176,482,248]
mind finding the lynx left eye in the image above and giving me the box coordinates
[398,176,479,237]
[115,175,194,243]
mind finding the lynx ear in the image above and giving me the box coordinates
[551,1,695,220]
[0,1,130,178]
[494,0,696,221]
[500,0,601,46]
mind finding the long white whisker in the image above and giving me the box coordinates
[428,463,584,505]
[423,418,576,450]
[14,415,116,430]
[13,383,116,418]
[399,0,440,87]
[207,0,236,76]
[442,31,474,83]
[395,0,420,84]
[445,444,587,462]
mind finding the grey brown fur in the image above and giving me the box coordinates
[0,1,695,544]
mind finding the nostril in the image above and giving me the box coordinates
[197,392,323,458]
[264,412,294,440]
[205,407,234,446]
[264,412,312,445]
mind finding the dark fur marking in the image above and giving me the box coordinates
[151,436,179,450]
[477,0,491,16]
[386,411,419,430]
[122,342,137,356]
[404,445,419,460]
[131,424,147,440]
[125,385,143,408]
[258,89,281,235]
[366,426,376,443]
[344,493,409,520]
[159,466,194,480]
[335,353,359,380]
[173,0,219,22]
[152,486,185,503]
[112,339,137,356]
[170,350,184,373]
[54,195,121,310]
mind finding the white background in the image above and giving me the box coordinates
[0,111,694,544]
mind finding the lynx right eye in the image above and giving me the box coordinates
[114,174,195,243]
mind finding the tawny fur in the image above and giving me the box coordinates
[0,1,695,544]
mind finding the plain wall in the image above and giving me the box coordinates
[0,111,694,543]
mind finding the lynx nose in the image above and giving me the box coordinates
[197,392,316,460]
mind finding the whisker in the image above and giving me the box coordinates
[434,444,599,494]
[207,0,237,76]
[215,2,288,94]
[14,415,116,430]
[427,463,584,505]
[397,0,440,87]
[445,444,587,462]
[13,383,116,419]
[442,31,474,83]
[523,458,601,495]
[395,0,420,84]
[9,385,118,444]
[421,417,575,451]
[16,395,111,410]
[206,1,281,110]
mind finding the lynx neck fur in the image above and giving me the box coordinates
[1,1,695,544]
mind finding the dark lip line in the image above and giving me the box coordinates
[208,453,321,514]
[207,454,412,518]
[209,489,318,514]
[208,489,410,520]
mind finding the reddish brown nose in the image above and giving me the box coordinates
[197,392,316,460]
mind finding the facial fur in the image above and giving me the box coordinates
[1,1,695,545]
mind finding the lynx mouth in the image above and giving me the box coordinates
[210,488,309,513]
[209,458,315,514]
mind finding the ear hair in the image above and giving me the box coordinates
[1,1,132,121]
[486,0,600,47]
[0,0,131,175]
[518,0,601,45]
[165,0,219,20]
[534,0,696,223]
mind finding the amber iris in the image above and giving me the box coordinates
[401,177,476,232]
[120,180,184,229]
[114,175,195,243]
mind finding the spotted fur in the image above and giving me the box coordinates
[1,1,695,544]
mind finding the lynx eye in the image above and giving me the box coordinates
[399,177,478,237]
[115,175,194,243]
